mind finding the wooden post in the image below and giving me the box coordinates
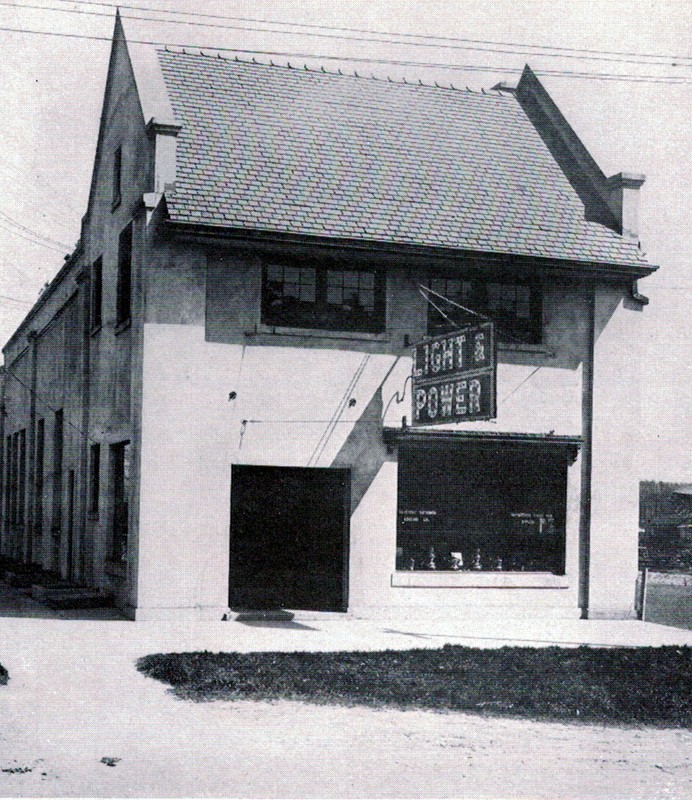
[638,567,649,621]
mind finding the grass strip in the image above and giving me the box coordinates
[137,644,692,726]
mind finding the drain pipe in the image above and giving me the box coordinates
[579,288,596,618]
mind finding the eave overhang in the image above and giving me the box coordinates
[165,219,658,282]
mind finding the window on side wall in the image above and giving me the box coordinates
[112,145,122,210]
[116,223,132,326]
[110,441,131,562]
[90,256,102,331]
[426,275,542,344]
[89,443,100,515]
[261,262,386,333]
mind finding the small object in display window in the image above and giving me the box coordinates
[450,551,463,570]
[493,557,503,571]
[408,556,416,571]
[425,546,436,570]
[472,548,483,570]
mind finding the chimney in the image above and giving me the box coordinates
[606,173,645,243]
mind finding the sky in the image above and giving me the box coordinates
[0,0,690,481]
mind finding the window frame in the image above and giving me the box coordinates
[51,410,63,533]
[112,145,122,210]
[34,418,45,546]
[425,273,542,345]
[90,256,103,332]
[261,259,387,334]
[110,440,131,562]
[89,442,100,515]
[116,223,133,327]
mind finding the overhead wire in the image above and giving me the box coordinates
[0,293,33,305]
[0,155,84,219]
[0,219,69,254]
[3,0,691,68]
[0,23,689,84]
[3,368,95,443]
[26,0,692,64]
[0,210,72,251]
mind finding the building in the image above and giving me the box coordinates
[639,482,692,571]
[1,14,656,621]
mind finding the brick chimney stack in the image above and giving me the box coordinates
[606,172,646,243]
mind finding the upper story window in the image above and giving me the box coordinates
[112,146,122,210]
[90,256,102,331]
[261,262,386,333]
[116,223,132,326]
[426,274,542,344]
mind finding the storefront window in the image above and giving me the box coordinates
[396,440,568,574]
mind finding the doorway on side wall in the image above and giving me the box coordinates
[229,465,350,612]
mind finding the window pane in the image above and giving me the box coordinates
[487,283,501,310]
[502,284,516,304]
[360,290,375,310]
[327,286,342,305]
[397,443,566,573]
[517,286,531,318]
[447,280,461,297]
[300,283,316,302]
[262,264,385,333]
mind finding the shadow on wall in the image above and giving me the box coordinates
[331,386,396,514]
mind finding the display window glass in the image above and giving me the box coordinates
[396,441,568,574]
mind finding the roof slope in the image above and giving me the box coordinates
[157,50,648,268]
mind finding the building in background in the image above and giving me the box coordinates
[639,482,692,572]
[0,13,656,620]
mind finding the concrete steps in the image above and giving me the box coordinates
[31,584,114,609]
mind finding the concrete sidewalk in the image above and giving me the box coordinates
[2,579,692,660]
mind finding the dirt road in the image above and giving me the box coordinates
[1,598,691,798]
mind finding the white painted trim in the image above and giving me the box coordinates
[391,572,570,589]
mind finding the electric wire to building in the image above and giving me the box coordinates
[0,22,689,84]
[6,0,692,66]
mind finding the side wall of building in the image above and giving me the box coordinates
[0,28,152,615]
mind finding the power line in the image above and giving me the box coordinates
[4,1,691,68]
[0,210,72,251]
[0,155,84,218]
[0,219,69,254]
[39,0,692,63]
[3,368,95,443]
[0,24,690,84]
[0,293,33,305]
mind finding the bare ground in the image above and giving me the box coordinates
[1,592,691,798]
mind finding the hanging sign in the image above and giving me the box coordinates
[411,321,496,425]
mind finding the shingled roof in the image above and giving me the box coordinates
[155,49,649,270]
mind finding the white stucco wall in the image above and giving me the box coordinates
[137,320,584,620]
[588,290,644,618]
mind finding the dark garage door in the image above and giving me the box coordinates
[229,466,350,612]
